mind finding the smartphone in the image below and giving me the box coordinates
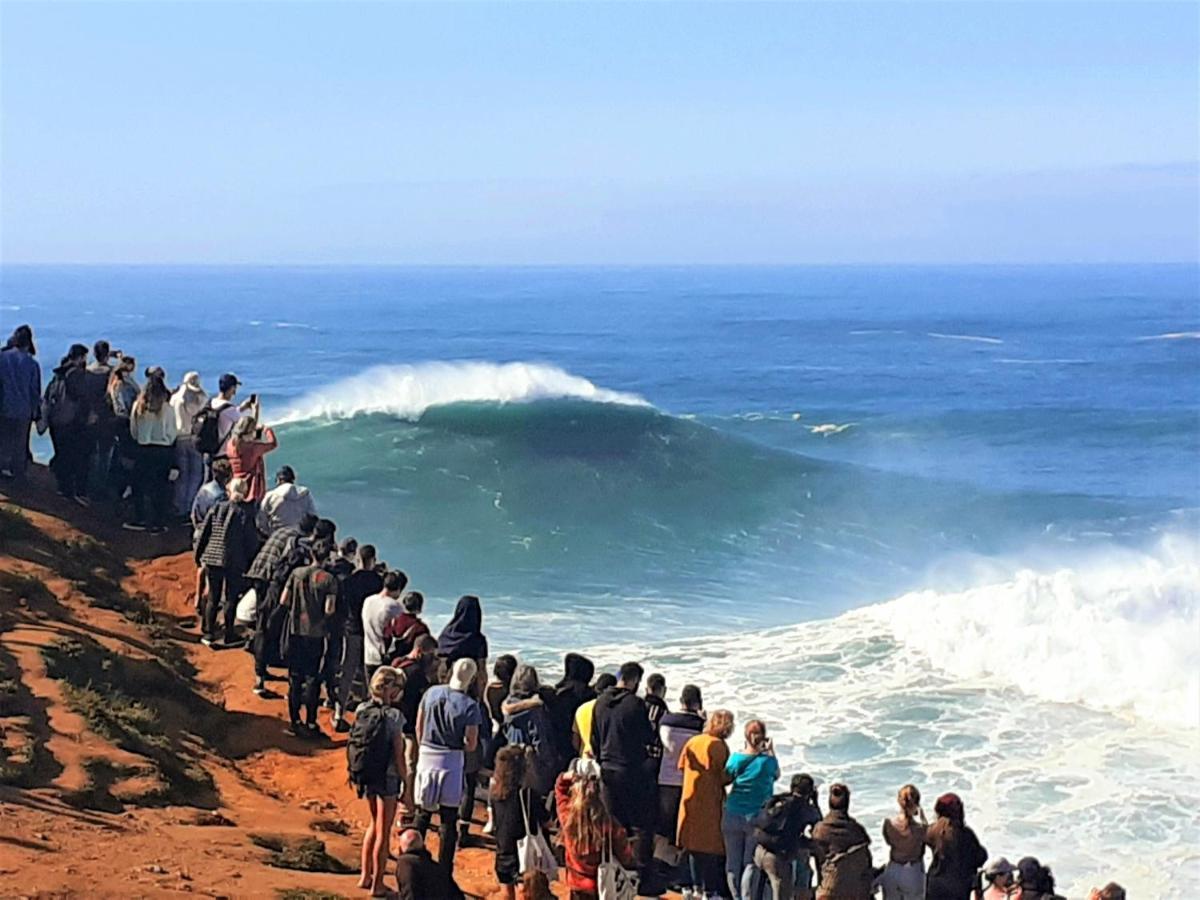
[249,393,258,404]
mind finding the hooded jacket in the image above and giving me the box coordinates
[0,347,41,422]
[592,685,652,774]
[548,653,596,758]
[437,595,488,663]
[170,378,209,434]
[812,809,875,900]
[256,481,317,535]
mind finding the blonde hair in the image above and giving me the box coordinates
[744,719,767,750]
[898,784,923,824]
[227,477,249,501]
[230,415,257,445]
[369,665,406,703]
[705,709,735,739]
[562,773,614,857]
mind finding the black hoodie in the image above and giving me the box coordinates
[548,653,596,757]
[592,684,652,773]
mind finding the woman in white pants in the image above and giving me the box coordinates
[879,784,927,899]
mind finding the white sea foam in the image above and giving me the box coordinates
[531,536,1200,897]
[809,422,855,436]
[279,361,650,422]
[928,332,1004,344]
[1137,331,1200,341]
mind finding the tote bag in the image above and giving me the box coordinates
[597,830,639,900]
[517,788,558,880]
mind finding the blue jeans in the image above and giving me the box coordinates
[722,809,758,900]
[173,437,204,516]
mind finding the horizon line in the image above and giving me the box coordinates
[2,260,1198,269]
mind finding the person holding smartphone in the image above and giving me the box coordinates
[227,394,277,504]
[723,719,780,900]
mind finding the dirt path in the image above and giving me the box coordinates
[0,473,532,899]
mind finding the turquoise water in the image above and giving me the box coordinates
[4,264,1198,893]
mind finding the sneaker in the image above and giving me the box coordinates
[334,718,350,734]
[200,636,214,648]
[122,521,147,532]
[284,723,303,738]
[252,681,267,697]
[322,697,336,710]
[305,722,320,737]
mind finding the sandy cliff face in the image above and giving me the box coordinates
[0,471,530,899]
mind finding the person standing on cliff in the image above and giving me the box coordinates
[281,537,339,737]
[0,325,41,481]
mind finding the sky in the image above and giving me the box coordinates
[1,1,1197,265]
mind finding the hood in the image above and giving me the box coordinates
[272,482,310,502]
[561,652,595,686]
[598,685,634,711]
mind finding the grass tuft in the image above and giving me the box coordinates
[249,833,353,874]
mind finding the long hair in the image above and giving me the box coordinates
[510,663,540,698]
[5,325,35,355]
[108,356,136,395]
[491,745,526,802]
[562,774,615,857]
[744,719,767,751]
[898,784,923,825]
[927,792,966,854]
[134,372,171,416]
[230,414,258,446]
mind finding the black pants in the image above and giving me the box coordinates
[457,769,482,836]
[203,565,243,644]
[287,634,324,725]
[131,443,173,527]
[0,418,32,478]
[602,767,655,884]
[321,627,344,703]
[49,424,91,497]
[414,804,460,870]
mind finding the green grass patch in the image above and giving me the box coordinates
[277,890,347,900]
[42,636,218,809]
[249,833,353,874]
[0,504,38,543]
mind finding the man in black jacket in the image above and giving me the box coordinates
[592,661,655,885]
[547,652,595,760]
[394,828,464,900]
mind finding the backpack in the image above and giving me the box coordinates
[192,401,225,456]
[41,374,78,430]
[754,794,803,855]
[346,700,393,787]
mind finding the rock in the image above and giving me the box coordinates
[144,864,167,874]
[34,833,49,842]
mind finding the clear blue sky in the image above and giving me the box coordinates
[2,2,1197,264]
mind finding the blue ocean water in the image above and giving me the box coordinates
[3,264,1198,893]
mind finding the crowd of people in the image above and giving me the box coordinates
[0,326,1131,900]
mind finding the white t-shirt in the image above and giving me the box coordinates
[211,397,243,455]
[361,591,403,666]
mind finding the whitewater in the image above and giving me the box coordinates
[14,263,1199,897]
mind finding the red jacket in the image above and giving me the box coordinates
[554,773,635,895]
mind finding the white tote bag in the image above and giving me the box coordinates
[234,586,258,624]
[517,788,558,881]
[597,830,639,900]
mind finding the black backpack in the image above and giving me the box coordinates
[191,401,224,455]
[753,794,803,855]
[346,700,392,787]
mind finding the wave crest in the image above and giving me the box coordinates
[864,534,1200,729]
[279,361,650,422]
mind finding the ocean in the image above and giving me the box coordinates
[4,264,1198,895]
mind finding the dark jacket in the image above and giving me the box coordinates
[755,792,822,857]
[394,847,464,900]
[0,347,41,422]
[547,653,595,758]
[926,824,987,900]
[246,525,301,582]
[812,809,874,900]
[45,362,88,428]
[645,693,668,759]
[592,685,652,773]
[502,697,562,795]
[195,499,260,572]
